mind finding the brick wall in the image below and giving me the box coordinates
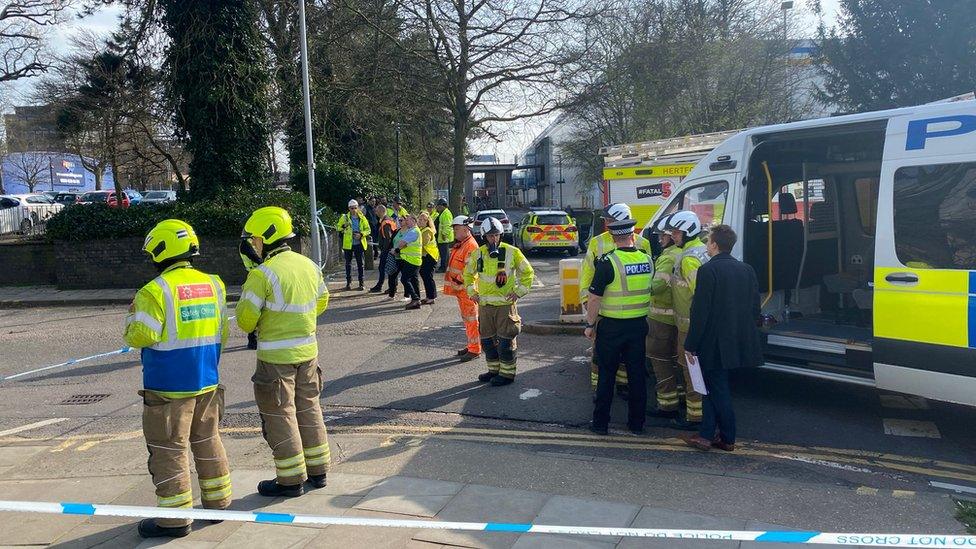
[0,241,58,285]
[54,237,312,290]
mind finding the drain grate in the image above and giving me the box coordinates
[59,394,110,405]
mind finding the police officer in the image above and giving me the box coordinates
[580,203,652,398]
[124,219,231,538]
[463,217,535,385]
[646,214,683,418]
[667,210,710,430]
[236,206,331,497]
[584,214,652,435]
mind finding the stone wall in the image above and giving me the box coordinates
[0,240,57,286]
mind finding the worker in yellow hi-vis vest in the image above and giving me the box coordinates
[124,219,231,539]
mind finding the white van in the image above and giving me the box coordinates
[646,99,976,406]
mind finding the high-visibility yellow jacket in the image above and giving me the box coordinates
[421,226,440,261]
[399,227,423,266]
[463,242,534,306]
[599,249,653,319]
[436,207,454,243]
[124,262,228,398]
[580,231,651,302]
[336,211,371,250]
[650,245,681,325]
[672,237,709,332]
[236,247,329,364]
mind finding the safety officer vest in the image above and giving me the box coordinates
[421,226,440,261]
[401,227,423,266]
[338,211,370,250]
[672,237,709,331]
[599,249,653,319]
[444,235,478,297]
[649,245,681,325]
[135,265,225,398]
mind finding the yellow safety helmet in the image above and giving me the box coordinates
[143,219,200,264]
[242,206,295,246]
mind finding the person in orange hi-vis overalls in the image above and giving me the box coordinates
[444,215,481,361]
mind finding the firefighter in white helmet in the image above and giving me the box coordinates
[463,217,535,385]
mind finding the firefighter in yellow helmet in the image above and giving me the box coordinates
[236,206,331,497]
[123,219,232,539]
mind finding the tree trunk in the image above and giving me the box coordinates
[94,169,103,191]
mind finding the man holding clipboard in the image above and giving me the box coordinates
[681,225,762,452]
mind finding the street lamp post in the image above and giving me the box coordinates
[297,0,321,266]
[556,154,564,209]
[394,122,401,198]
[781,1,794,119]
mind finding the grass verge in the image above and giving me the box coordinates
[955,499,976,534]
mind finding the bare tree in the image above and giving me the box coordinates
[7,150,49,192]
[0,0,72,83]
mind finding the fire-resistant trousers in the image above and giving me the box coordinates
[456,296,482,354]
[647,318,680,411]
[252,358,331,486]
[479,303,521,379]
[676,330,703,422]
[142,387,232,528]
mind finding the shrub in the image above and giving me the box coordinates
[47,190,324,241]
[291,161,413,214]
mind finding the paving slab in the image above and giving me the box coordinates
[48,522,140,549]
[618,505,745,548]
[510,534,616,549]
[316,472,385,496]
[307,508,431,549]
[355,475,464,517]
[739,521,852,549]
[260,493,362,526]
[0,444,48,467]
[137,539,220,548]
[215,522,320,548]
[413,484,549,549]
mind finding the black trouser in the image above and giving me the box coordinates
[400,261,421,300]
[420,255,438,300]
[699,366,736,444]
[592,317,648,431]
[374,249,391,290]
[386,258,402,298]
[437,242,450,271]
[344,244,364,284]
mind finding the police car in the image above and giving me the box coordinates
[514,210,580,255]
[644,95,976,406]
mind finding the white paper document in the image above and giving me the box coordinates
[685,353,708,395]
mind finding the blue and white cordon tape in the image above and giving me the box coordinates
[0,500,973,546]
[0,346,133,382]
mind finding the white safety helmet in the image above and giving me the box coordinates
[348,199,359,208]
[652,213,674,234]
[480,217,504,236]
[667,210,702,237]
[602,203,632,223]
[451,215,473,226]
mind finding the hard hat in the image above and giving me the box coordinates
[602,203,632,222]
[242,206,295,246]
[667,210,702,237]
[348,199,359,208]
[436,198,448,207]
[480,217,504,236]
[143,219,200,264]
[652,213,674,234]
[451,215,473,226]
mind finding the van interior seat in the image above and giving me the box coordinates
[749,192,805,292]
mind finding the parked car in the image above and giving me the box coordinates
[141,190,177,205]
[41,191,61,201]
[124,189,143,205]
[0,194,64,235]
[513,210,579,255]
[54,192,83,206]
[80,190,130,208]
[471,209,513,242]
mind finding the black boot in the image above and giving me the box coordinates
[258,479,304,498]
[646,408,679,419]
[344,283,352,291]
[138,519,190,539]
[478,371,496,382]
[490,375,514,386]
[369,286,383,293]
[247,332,258,350]
[458,351,479,362]
[457,348,470,356]
[670,418,702,431]
[307,473,327,489]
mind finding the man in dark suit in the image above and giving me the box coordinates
[681,225,762,452]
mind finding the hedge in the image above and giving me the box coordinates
[46,190,325,241]
[291,161,413,214]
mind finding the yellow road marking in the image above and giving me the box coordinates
[892,490,916,499]
[856,487,878,496]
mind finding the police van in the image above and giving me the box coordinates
[645,97,976,406]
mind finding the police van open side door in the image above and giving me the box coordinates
[873,105,976,406]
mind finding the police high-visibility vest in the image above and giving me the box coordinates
[124,262,228,398]
[421,226,440,261]
[649,245,681,325]
[400,227,423,266]
[337,211,371,250]
[444,235,478,296]
[463,242,534,306]
[436,207,454,244]
[235,248,330,364]
[580,231,651,302]
[672,237,709,332]
[599,249,653,319]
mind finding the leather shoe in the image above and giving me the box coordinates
[628,425,644,435]
[369,286,383,293]
[138,519,190,539]
[307,473,328,489]
[646,408,679,419]
[711,437,735,452]
[682,434,712,451]
[589,423,609,435]
[457,348,470,356]
[257,479,303,498]
[670,418,701,431]
[490,375,514,386]
[458,351,479,362]
[478,371,496,382]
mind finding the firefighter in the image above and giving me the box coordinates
[444,215,481,361]
[123,219,231,539]
[236,206,331,497]
[580,203,652,399]
[434,197,454,272]
[667,210,710,430]
[463,217,535,385]
[646,214,683,418]
[584,214,652,435]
